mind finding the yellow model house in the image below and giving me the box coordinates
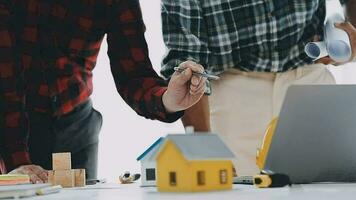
[155,134,235,192]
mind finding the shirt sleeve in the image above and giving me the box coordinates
[0,88,31,172]
[0,2,32,172]
[160,0,210,79]
[106,0,183,123]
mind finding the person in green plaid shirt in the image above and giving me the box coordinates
[161,0,356,175]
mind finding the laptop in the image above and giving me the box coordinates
[263,85,356,184]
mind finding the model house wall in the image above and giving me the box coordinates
[155,135,235,192]
[140,160,157,186]
[137,137,163,186]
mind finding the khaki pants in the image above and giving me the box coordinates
[209,64,335,175]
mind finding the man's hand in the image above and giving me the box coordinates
[163,61,207,113]
[316,22,356,65]
[9,165,48,184]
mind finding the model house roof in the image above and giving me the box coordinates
[136,137,164,161]
[160,134,235,161]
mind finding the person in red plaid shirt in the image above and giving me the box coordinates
[0,0,206,183]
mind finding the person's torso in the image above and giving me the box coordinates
[201,0,325,73]
[0,0,110,115]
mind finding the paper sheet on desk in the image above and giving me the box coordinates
[0,184,51,199]
[66,183,123,190]
[305,13,352,63]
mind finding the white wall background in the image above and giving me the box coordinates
[92,0,356,182]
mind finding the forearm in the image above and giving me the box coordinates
[346,0,356,26]
[181,95,211,132]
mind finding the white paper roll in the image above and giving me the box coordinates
[305,13,352,63]
[325,13,352,63]
[304,41,328,60]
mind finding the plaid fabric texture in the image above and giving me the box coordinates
[0,0,182,173]
[161,0,346,78]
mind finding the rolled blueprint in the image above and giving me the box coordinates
[325,13,352,62]
[305,41,328,60]
[305,13,352,63]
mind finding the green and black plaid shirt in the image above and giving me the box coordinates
[161,0,347,78]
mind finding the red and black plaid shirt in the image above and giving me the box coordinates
[0,0,183,173]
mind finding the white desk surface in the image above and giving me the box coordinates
[22,182,356,200]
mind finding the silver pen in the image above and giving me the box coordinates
[173,67,220,80]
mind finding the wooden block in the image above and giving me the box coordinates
[48,170,55,185]
[52,152,71,170]
[74,169,86,187]
[53,170,75,188]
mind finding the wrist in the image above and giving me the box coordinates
[162,91,178,113]
[4,151,32,173]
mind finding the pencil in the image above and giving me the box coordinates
[173,67,220,80]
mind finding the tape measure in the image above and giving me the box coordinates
[253,173,291,188]
[119,171,141,184]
